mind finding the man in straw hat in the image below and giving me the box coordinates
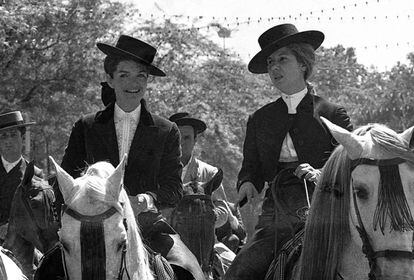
[224,24,353,279]
[0,110,43,241]
[60,35,204,279]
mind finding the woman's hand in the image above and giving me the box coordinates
[294,163,321,184]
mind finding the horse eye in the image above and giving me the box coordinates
[354,186,369,200]
[117,240,126,252]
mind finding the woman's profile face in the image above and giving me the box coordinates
[266,47,307,94]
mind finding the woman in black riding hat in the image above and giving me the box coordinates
[224,23,353,280]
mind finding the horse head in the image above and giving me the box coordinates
[300,117,414,280]
[3,161,59,276]
[50,156,153,280]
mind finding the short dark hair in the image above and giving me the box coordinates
[286,43,316,80]
[103,55,149,78]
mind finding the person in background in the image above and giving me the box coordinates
[224,23,353,280]
[169,112,239,278]
[0,111,43,242]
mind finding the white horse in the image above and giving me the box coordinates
[279,118,414,280]
[0,247,27,280]
[50,156,154,280]
[267,118,414,280]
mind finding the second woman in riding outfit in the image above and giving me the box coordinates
[224,23,353,280]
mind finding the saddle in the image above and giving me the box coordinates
[264,168,314,280]
[265,228,305,280]
[270,168,314,249]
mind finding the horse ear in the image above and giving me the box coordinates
[320,116,370,160]
[49,156,78,203]
[399,126,414,148]
[105,154,127,201]
[22,161,35,188]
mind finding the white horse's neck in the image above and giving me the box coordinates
[0,248,26,280]
[338,239,370,280]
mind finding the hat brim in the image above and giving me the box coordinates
[175,118,207,134]
[248,31,324,74]
[97,43,166,77]
[0,122,35,132]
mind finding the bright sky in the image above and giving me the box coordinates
[124,0,414,71]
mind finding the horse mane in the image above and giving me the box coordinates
[68,162,154,280]
[299,123,414,280]
[119,189,154,280]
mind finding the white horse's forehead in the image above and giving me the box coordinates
[86,162,115,178]
[352,162,414,187]
[59,211,126,240]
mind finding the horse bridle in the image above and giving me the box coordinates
[61,205,131,280]
[350,157,414,280]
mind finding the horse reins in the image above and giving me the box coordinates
[61,205,131,280]
[350,157,414,280]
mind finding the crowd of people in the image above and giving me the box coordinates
[0,23,355,279]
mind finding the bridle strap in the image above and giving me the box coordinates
[117,240,130,280]
[352,189,377,280]
[373,250,414,259]
[350,158,406,171]
[64,206,118,222]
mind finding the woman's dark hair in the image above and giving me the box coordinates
[103,55,149,78]
[286,43,316,80]
[104,55,128,78]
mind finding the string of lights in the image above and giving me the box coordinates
[135,0,385,24]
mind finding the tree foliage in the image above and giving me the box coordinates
[1,0,130,171]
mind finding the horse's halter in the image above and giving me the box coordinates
[61,205,131,280]
[350,157,414,280]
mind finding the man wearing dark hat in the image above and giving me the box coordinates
[0,111,43,241]
[224,24,353,280]
[169,112,227,200]
[60,35,204,279]
[169,112,241,277]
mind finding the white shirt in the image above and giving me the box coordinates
[114,103,156,212]
[1,156,23,173]
[114,103,141,161]
[181,154,194,181]
[279,88,307,162]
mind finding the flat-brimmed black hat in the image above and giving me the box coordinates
[248,23,324,74]
[169,112,207,134]
[0,111,35,132]
[97,35,166,77]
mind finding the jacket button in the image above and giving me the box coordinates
[292,128,299,134]
[298,140,304,146]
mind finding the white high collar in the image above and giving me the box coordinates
[280,87,308,114]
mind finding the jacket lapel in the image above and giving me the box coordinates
[94,103,120,165]
[127,100,159,165]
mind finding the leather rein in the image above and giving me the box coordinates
[350,157,414,280]
[61,205,131,280]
